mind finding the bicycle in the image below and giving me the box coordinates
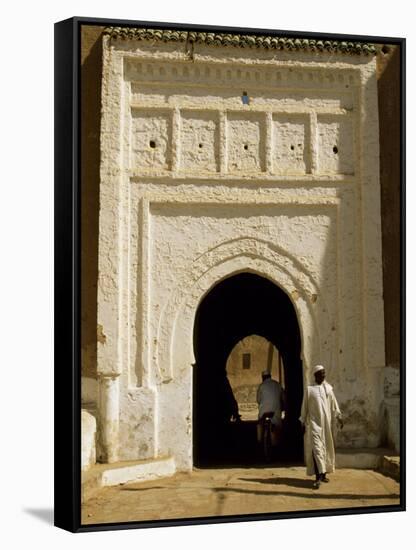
[260,411,275,462]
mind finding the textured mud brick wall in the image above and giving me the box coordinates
[96,36,387,464]
[80,30,401,390]
[86,27,398,465]
[81,25,105,379]
[377,45,401,371]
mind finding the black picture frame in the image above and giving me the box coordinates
[54,16,406,533]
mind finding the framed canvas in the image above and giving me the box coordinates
[54,16,405,533]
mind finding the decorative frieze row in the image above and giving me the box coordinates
[130,107,355,176]
[124,59,360,90]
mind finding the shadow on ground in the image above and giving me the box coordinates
[241,476,311,488]
[213,486,399,500]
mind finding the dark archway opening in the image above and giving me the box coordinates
[193,272,304,467]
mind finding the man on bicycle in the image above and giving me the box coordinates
[256,370,286,446]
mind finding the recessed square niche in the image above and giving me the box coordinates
[273,113,310,174]
[131,109,171,171]
[317,114,355,175]
[180,111,219,172]
[227,113,265,173]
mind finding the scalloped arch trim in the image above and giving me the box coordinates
[155,237,327,381]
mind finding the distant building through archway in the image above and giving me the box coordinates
[227,335,285,422]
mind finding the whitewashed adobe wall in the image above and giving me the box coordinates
[95,29,385,470]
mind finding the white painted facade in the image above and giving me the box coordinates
[89,32,386,472]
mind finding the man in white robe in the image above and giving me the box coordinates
[299,365,343,488]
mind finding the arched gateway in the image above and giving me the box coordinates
[85,27,387,476]
[193,272,303,465]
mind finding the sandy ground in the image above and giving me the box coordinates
[82,466,400,526]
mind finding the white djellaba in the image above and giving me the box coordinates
[299,365,343,476]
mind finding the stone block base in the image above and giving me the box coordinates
[82,457,175,503]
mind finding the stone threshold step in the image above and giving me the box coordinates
[82,456,175,503]
[379,455,400,481]
[337,447,399,473]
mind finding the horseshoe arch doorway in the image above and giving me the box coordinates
[193,272,304,467]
